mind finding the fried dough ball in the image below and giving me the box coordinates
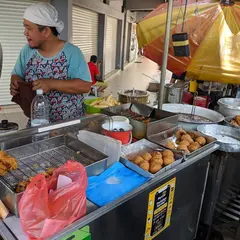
[230,120,239,127]
[139,161,150,171]
[179,140,190,147]
[188,142,201,152]
[176,139,181,145]
[186,131,195,139]
[15,180,28,193]
[0,158,10,176]
[151,156,163,165]
[163,157,174,166]
[133,156,144,165]
[0,151,7,159]
[0,151,18,171]
[0,167,7,176]
[193,132,202,138]
[195,136,206,146]
[176,128,186,139]
[149,162,162,174]
[163,150,174,158]
[142,152,152,162]
[187,131,201,139]
[205,136,214,144]
[2,157,18,170]
[181,134,194,143]
[165,141,175,150]
[46,168,55,176]
[177,145,190,154]
[151,151,162,158]
[235,115,240,126]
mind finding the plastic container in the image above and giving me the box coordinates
[31,89,49,127]
[111,116,130,124]
[102,122,132,145]
[84,98,102,114]
[77,130,121,167]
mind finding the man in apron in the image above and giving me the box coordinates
[10,2,92,122]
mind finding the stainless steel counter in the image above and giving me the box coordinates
[0,114,219,240]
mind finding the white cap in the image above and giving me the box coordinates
[36,89,43,95]
[24,3,64,33]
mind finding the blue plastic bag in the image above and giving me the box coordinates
[86,162,149,206]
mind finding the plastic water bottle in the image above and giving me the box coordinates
[31,89,49,142]
[31,89,49,127]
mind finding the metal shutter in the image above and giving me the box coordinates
[72,6,98,63]
[0,0,48,106]
[105,16,118,75]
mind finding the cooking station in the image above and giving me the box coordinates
[0,111,220,240]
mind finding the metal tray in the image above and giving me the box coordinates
[0,135,108,216]
[147,126,217,160]
[197,124,240,152]
[121,139,183,178]
[102,103,178,139]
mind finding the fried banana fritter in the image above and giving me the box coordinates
[0,151,18,176]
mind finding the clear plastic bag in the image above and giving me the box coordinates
[19,161,87,239]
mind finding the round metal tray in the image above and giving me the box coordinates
[197,124,240,152]
[161,103,224,130]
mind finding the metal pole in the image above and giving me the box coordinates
[158,0,174,109]
[121,11,127,71]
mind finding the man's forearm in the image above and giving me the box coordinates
[51,79,92,94]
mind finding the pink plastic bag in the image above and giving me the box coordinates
[19,160,87,239]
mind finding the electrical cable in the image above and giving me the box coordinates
[181,0,189,32]
[175,0,185,32]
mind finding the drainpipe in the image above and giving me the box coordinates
[158,0,174,109]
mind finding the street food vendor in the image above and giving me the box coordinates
[10,2,92,123]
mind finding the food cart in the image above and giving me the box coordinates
[0,111,219,240]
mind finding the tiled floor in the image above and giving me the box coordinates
[0,57,171,130]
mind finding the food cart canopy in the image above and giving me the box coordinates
[137,0,240,84]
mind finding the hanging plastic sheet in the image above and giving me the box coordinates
[137,0,240,84]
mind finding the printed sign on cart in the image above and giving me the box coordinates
[144,178,176,240]
[61,226,91,240]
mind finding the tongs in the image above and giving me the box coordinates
[191,91,198,120]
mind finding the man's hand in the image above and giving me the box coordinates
[32,79,54,93]
[10,81,20,96]
[10,75,24,96]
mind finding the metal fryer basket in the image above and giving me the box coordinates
[0,135,108,216]
[0,134,108,196]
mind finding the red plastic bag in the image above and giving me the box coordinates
[19,160,87,239]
